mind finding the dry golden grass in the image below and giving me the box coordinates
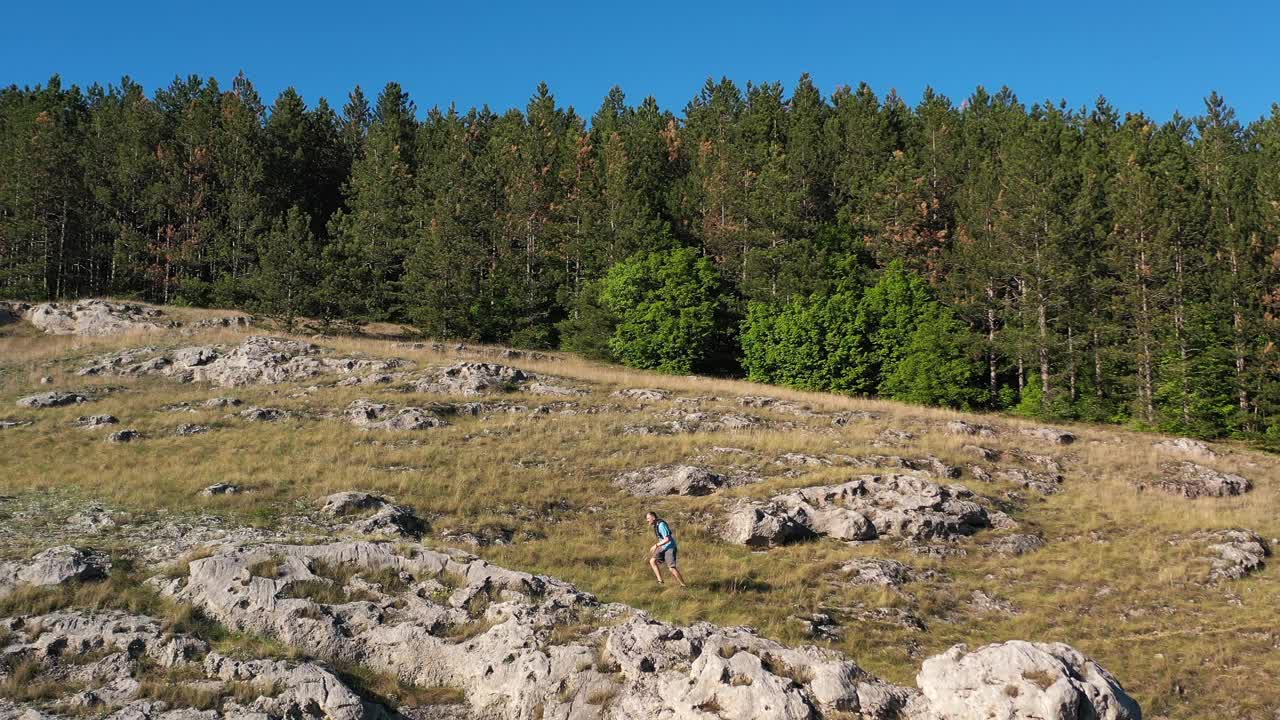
[2,312,1279,719]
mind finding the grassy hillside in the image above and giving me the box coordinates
[1,308,1277,719]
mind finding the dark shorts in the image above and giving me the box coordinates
[655,547,678,567]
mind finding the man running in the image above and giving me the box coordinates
[646,511,688,587]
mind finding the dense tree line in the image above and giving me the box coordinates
[2,73,1278,443]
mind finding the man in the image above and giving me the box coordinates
[646,511,688,587]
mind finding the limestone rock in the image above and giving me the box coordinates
[916,640,1141,720]
[0,419,32,430]
[945,420,998,437]
[961,445,1000,462]
[204,397,243,408]
[72,414,118,428]
[614,465,727,496]
[320,491,427,537]
[345,398,446,431]
[610,387,670,401]
[16,391,88,408]
[840,558,914,588]
[722,501,819,548]
[996,468,1065,495]
[1153,437,1218,460]
[413,362,531,396]
[105,429,142,443]
[239,406,287,422]
[1020,426,1077,445]
[987,533,1046,556]
[77,336,405,387]
[0,607,387,720]
[1197,529,1269,582]
[1140,462,1251,498]
[200,483,242,497]
[0,546,111,598]
[26,300,167,336]
[176,423,211,436]
[724,475,990,547]
[168,540,918,720]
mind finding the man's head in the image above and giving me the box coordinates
[645,511,657,526]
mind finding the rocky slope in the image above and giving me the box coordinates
[2,300,1277,719]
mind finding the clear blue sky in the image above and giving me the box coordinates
[3,0,1276,123]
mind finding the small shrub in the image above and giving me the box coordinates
[1022,670,1057,690]
[446,618,495,644]
[247,556,284,579]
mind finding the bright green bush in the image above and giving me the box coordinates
[597,248,733,374]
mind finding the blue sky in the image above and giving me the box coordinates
[2,0,1276,122]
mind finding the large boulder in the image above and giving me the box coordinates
[723,501,820,547]
[1197,529,1269,582]
[724,475,991,547]
[413,362,532,396]
[320,491,427,537]
[25,300,167,336]
[16,391,88,409]
[345,398,446,431]
[614,465,727,496]
[1139,462,1251,498]
[1153,437,1217,460]
[916,641,1141,720]
[0,546,111,598]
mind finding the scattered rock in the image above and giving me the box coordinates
[1138,461,1251,498]
[1196,529,1269,582]
[25,300,167,336]
[204,396,243,408]
[105,429,142,443]
[0,419,32,430]
[840,558,915,588]
[525,380,587,397]
[345,398,446,431]
[625,412,767,436]
[777,452,831,467]
[916,641,1141,720]
[200,483,242,497]
[611,387,670,401]
[320,491,427,537]
[413,362,531,395]
[78,335,405,387]
[986,534,1046,556]
[968,590,1020,615]
[945,420,997,437]
[996,468,1064,495]
[0,546,111,598]
[831,410,879,426]
[1154,437,1218,459]
[961,445,1000,462]
[72,414,118,428]
[614,465,728,496]
[16,391,88,408]
[176,423,210,436]
[239,406,287,422]
[723,474,991,547]
[876,428,916,445]
[39,376,53,385]
[1019,426,1076,445]
[789,611,842,640]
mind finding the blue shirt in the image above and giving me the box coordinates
[655,520,677,550]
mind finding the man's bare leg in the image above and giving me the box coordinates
[649,557,664,584]
[668,567,688,587]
